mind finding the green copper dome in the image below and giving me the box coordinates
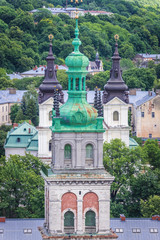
[65,19,89,72]
[51,18,104,133]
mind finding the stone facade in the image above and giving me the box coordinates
[103,97,130,146]
[133,94,160,138]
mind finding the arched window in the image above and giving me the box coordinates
[49,140,52,151]
[64,144,71,159]
[64,144,72,168]
[113,111,119,121]
[64,211,74,233]
[49,111,52,121]
[85,144,93,167]
[17,137,21,142]
[85,210,96,233]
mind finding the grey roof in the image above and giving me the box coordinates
[21,65,68,76]
[0,219,44,240]
[110,218,160,240]
[138,53,160,59]
[129,91,156,107]
[0,90,26,104]
[7,73,23,80]
[0,218,160,240]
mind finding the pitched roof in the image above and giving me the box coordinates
[26,132,38,151]
[137,53,160,59]
[5,122,38,149]
[0,90,26,104]
[0,218,159,240]
[128,91,156,107]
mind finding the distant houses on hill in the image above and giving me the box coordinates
[30,7,113,18]
[134,53,160,67]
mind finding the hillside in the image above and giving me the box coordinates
[0,0,160,91]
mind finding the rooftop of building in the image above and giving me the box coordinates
[5,122,38,149]
[0,89,26,104]
[128,90,156,107]
[21,65,68,75]
[136,53,160,59]
[7,73,23,80]
[0,218,159,240]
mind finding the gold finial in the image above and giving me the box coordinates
[48,34,54,43]
[74,8,79,19]
[71,0,82,3]
[114,34,119,42]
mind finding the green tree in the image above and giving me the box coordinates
[0,154,45,218]
[141,195,160,217]
[103,139,142,201]
[0,125,12,157]
[143,139,160,169]
[9,104,20,124]
[15,108,25,123]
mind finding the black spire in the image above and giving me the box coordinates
[39,34,64,104]
[55,90,60,117]
[103,34,128,104]
[94,87,98,110]
[98,89,103,117]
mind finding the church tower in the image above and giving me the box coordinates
[102,35,130,146]
[39,17,117,240]
[38,35,64,163]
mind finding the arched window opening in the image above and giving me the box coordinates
[64,144,72,168]
[17,137,21,142]
[85,144,93,167]
[113,111,119,121]
[70,78,73,90]
[76,78,79,91]
[85,210,96,233]
[49,140,52,152]
[49,111,52,121]
[64,211,74,233]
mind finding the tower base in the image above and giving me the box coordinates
[38,227,118,240]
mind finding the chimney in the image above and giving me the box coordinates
[156,89,160,95]
[148,91,152,96]
[120,214,125,221]
[29,120,31,125]
[0,217,6,223]
[152,215,158,220]
[8,88,16,94]
[13,123,18,129]
[29,128,31,133]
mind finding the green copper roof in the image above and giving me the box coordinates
[26,132,38,151]
[5,122,38,150]
[51,19,104,133]
[129,137,139,149]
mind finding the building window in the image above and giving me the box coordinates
[6,115,7,121]
[49,111,52,121]
[86,144,93,159]
[0,229,4,234]
[64,144,71,159]
[150,228,158,233]
[115,228,124,233]
[17,138,21,142]
[132,228,141,233]
[152,112,155,118]
[85,144,93,167]
[64,211,74,233]
[2,107,4,112]
[2,116,4,122]
[85,210,96,233]
[6,106,7,111]
[23,229,32,234]
[113,111,119,121]
[49,140,52,151]
[149,134,152,138]
[141,112,144,117]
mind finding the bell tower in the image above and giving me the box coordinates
[39,10,117,240]
[38,35,64,163]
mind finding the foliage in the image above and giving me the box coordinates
[141,195,160,217]
[103,139,142,201]
[142,139,160,169]
[0,154,45,218]
[0,125,12,157]
[86,71,110,90]
[9,104,20,124]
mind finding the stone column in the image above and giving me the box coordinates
[76,199,83,234]
[98,198,110,234]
